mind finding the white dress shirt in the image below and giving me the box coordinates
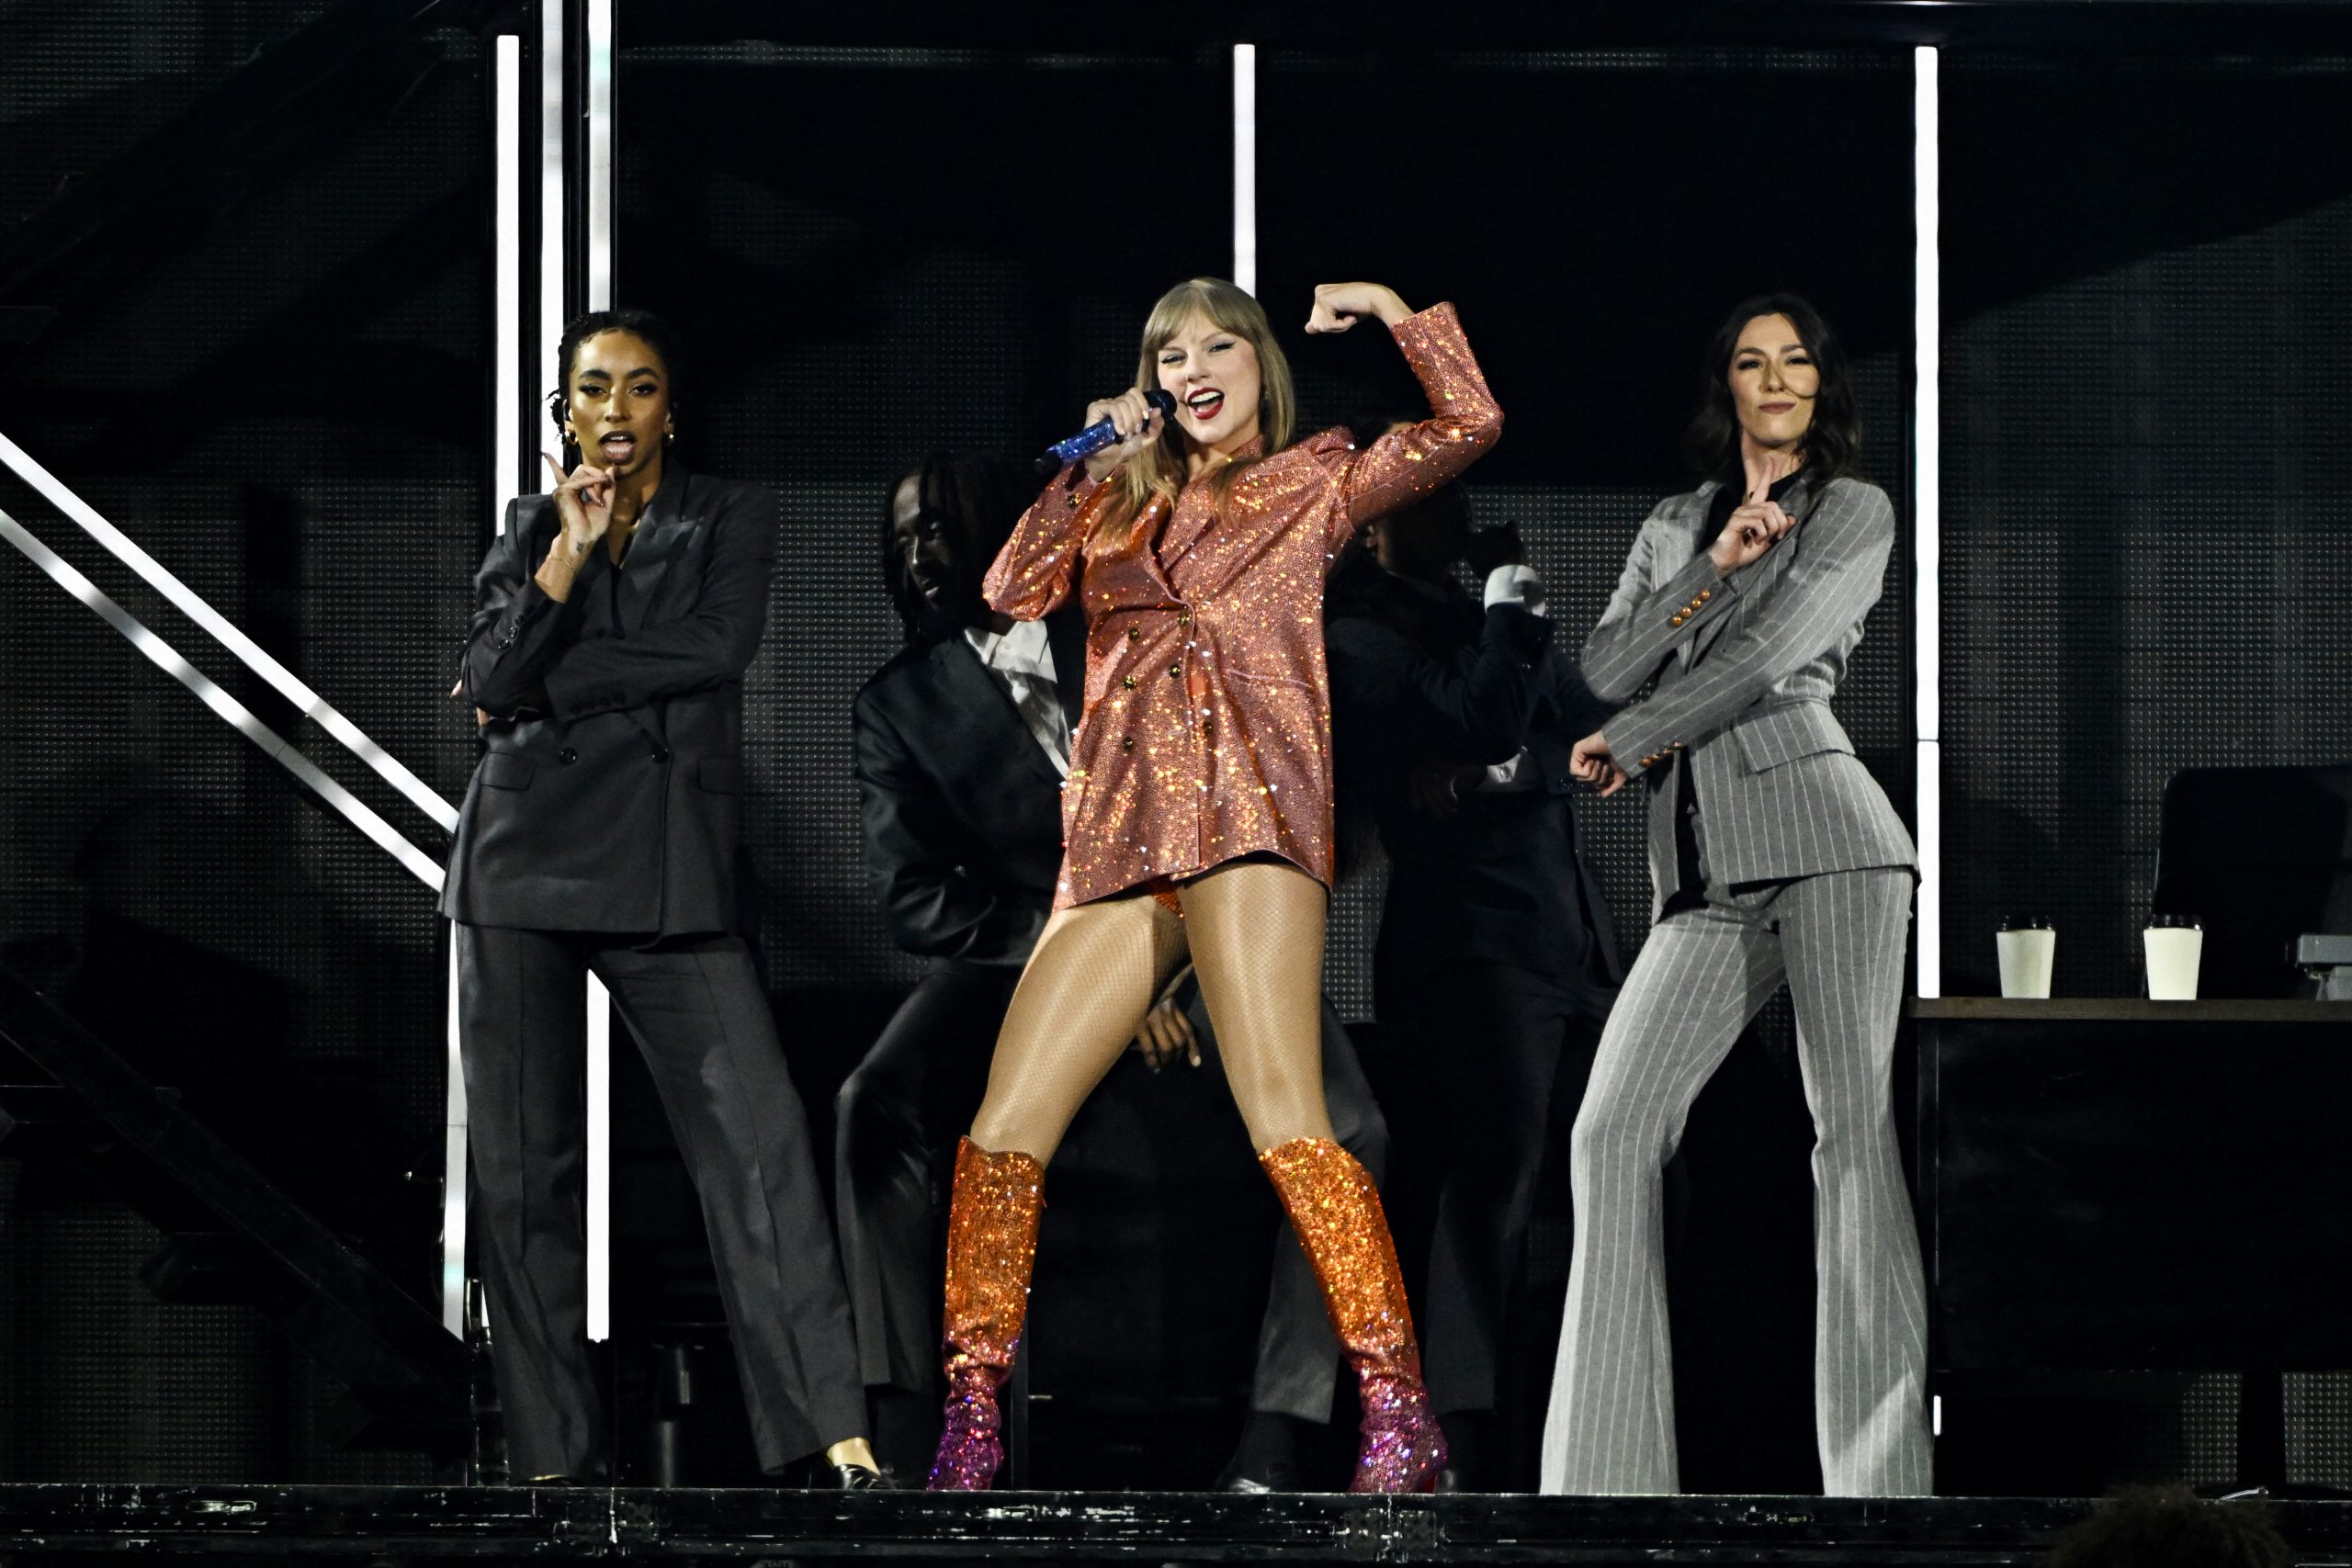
[965,618,1070,777]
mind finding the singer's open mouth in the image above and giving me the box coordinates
[599,433,638,462]
[1185,389,1225,421]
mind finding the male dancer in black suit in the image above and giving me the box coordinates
[445,310,879,1486]
[842,453,1389,1489]
[1324,460,1620,1491]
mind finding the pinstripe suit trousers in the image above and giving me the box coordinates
[1538,867,1930,1495]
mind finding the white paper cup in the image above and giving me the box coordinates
[2144,917,2204,1001]
[1996,922,2056,999]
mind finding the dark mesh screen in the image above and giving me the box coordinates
[0,1,483,1483]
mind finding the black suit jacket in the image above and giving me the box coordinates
[440,466,776,934]
[852,606,1087,966]
[1328,570,1622,993]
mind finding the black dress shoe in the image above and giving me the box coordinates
[830,1461,901,1491]
[1215,1411,1308,1493]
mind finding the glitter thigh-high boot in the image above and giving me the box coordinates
[927,1137,1045,1491]
[1260,1137,1447,1494]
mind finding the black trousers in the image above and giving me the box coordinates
[1379,957,1609,1420]
[834,963,1390,1423]
[455,923,864,1479]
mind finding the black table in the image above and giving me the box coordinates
[1911,998,2352,1488]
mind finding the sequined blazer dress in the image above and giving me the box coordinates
[982,302,1502,910]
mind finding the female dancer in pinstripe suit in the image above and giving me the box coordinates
[1538,295,1930,1496]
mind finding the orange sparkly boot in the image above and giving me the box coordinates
[926,1138,1044,1491]
[1260,1137,1447,1494]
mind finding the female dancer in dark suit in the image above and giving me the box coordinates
[1539,295,1928,1495]
[926,279,1501,1493]
[443,310,883,1487]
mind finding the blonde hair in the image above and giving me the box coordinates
[1106,277,1295,534]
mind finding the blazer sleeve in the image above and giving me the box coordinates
[1310,302,1505,551]
[1577,497,1742,704]
[1326,608,1556,766]
[853,686,1047,966]
[1603,481,1894,776]
[982,464,1114,622]
[460,498,576,718]
[536,485,780,720]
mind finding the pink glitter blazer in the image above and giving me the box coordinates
[982,302,1503,910]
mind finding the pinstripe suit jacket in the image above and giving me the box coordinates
[1582,475,1916,916]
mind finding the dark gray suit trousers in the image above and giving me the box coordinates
[457,923,863,1479]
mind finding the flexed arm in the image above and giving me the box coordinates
[460,498,572,718]
[1600,480,1893,777]
[1306,288,1504,547]
[1580,456,1804,703]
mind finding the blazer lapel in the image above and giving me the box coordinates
[619,468,700,631]
[1153,434,1261,577]
[937,634,1064,790]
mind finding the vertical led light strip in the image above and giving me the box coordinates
[1913,45,1943,998]
[538,0,567,433]
[448,32,530,1337]
[581,0,616,1348]
[494,34,525,524]
[1232,44,1257,296]
[584,0,614,311]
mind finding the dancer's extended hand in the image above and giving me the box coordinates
[1134,996,1201,1071]
[542,452,616,549]
[1710,450,1798,575]
[1570,729,1626,796]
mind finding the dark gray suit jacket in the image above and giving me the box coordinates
[851,606,1087,966]
[1582,475,1916,913]
[440,466,777,934]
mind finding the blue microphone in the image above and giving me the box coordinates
[1036,389,1178,475]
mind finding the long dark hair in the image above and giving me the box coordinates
[1681,293,1865,491]
[881,453,1037,644]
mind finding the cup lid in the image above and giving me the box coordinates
[2146,912,2203,929]
[1997,916,2055,931]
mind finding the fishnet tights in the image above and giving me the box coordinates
[967,858,1338,1162]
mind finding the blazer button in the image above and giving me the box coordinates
[1670,615,1687,627]
[650,746,672,764]
[1122,737,1136,752]
[1127,626,1140,641]
[1123,674,1137,689]
[1201,722,1216,740]
[1698,589,1712,602]
[558,747,580,764]
[1168,663,1181,678]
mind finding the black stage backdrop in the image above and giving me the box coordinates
[0,3,484,1482]
[1,6,2348,1490]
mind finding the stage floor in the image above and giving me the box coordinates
[5,1485,2351,1563]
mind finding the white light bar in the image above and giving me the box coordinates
[539,0,568,432]
[495,34,525,522]
[584,974,612,1342]
[0,507,445,888]
[0,434,457,834]
[442,937,469,1332]
[1913,45,1942,998]
[1232,44,1257,296]
[585,0,615,312]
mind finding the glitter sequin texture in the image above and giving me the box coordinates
[982,303,1502,909]
[1259,1137,1449,1495]
[927,1138,1045,1492]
